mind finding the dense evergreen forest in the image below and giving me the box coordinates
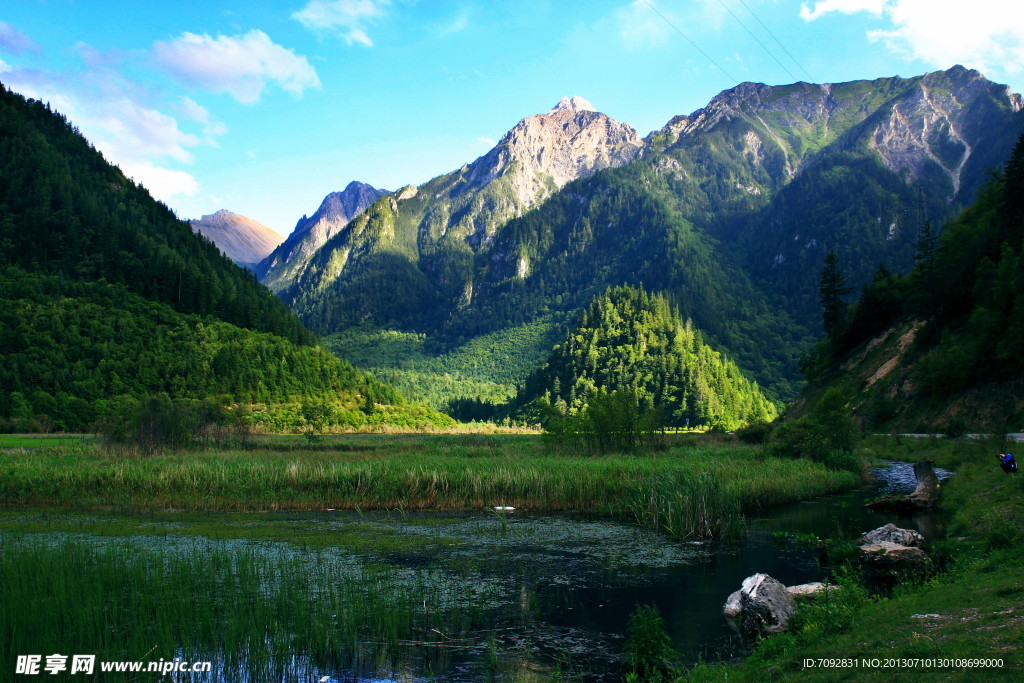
[0,83,417,432]
[804,134,1024,429]
[0,84,310,344]
[514,285,777,431]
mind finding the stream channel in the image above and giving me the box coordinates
[1,461,950,681]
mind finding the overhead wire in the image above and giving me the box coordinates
[736,0,815,82]
[716,0,799,82]
[641,0,738,83]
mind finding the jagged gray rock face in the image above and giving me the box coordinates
[452,96,643,241]
[646,65,1022,199]
[492,96,640,189]
[858,523,925,547]
[190,210,282,269]
[256,181,387,292]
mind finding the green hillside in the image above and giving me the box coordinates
[797,134,1024,431]
[0,83,419,432]
[515,285,778,431]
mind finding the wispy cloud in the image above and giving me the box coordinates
[177,96,228,142]
[799,0,888,21]
[438,11,470,37]
[292,0,390,47]
[152,30,321,103]
[0,21,40,55]
[800,0,1024,77]
[476,136,496,146]
[1,44,217,203]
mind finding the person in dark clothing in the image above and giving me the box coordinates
[998,453,1018,474]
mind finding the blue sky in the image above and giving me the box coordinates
[1,0,1022,236]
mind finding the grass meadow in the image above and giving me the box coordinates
[0,433,860,541]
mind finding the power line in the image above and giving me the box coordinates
[717,0,798,82]
[642,0,737,83]
[736,0,815,82]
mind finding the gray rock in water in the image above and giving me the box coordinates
[723,588,743,618]
[858,523,925,547]
[723,573,794,637]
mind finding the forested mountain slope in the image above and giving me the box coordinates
[794,134,1024,431]
[515,286,777,430]
[282,68,1022,409]
[0,83,409,431]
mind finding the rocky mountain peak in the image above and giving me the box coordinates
[547,96,596,114]
[647,66,1020,198]
[459,98,642,217]
[190,210,282,269]
[255,181,387,291]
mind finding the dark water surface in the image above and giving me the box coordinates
[2,462,950,681]
[325,461,950,681]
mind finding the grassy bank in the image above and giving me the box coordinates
[0,434,859,540]
[687,434,1024,681]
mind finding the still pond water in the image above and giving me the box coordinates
[3,462,948,681]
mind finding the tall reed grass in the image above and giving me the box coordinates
[0,435,859,540]
[0,534,473,680]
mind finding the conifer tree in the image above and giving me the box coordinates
[819,250,853,336]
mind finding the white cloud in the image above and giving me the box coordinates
[2,54,209,204]
[615,0,674,50]
[613,0,758,51]
[799,0,888,21]
[90,97,200,164]
[152,30,320,103]
[120,162,200,202]
[476,136,496,146]
[178,96,228,139]
[293,0,390,46]
[0,21,39,55]
[0,58,10,73]
[800,0,1024,76]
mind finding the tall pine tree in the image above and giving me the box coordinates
[819,250,853,336]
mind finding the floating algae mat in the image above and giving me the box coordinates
[0,463,941,681]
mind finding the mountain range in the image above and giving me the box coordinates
[243,66,1022,411]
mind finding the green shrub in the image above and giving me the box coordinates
[101,394,202,454]
[788,566,868,636]
[767,388,859,464]
[623,604,678,681]
[735,420,773,444]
